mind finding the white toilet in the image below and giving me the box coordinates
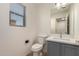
[31,34,48,56]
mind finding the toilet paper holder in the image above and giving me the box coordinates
[25,40,29,43]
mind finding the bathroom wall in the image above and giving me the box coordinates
[68,4,79,39]
[72,4,79,39]
[0,3,38,56]
[37,4,51,35]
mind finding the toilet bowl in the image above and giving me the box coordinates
[31,34,48,56]
[32,43,43,52]
[31,43,43,56]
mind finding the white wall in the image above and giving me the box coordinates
[72,4,79,39]
[0,3,38,56]
[37,4,51,35]
[68,4,79,39]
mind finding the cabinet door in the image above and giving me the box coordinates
[61,44,76,56]
[47,41,60,56]
[76,46,79,56]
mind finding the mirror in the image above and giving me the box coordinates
[51,3,71,34]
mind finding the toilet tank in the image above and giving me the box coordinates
[38,37,45,44]
[37,34,48,44]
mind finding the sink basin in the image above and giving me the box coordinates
[61,38,70,41]
[47,37,69,42]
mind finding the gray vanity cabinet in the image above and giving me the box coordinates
[76,47,79,56]
[47,41,60,56]
[47,41,79,56]
[61,44,76,56]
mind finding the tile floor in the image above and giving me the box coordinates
[27,51,47,56]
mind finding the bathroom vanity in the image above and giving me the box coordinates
[47,37,79,56]
[48,3,79,56]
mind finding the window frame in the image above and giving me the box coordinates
[9,3,26,27]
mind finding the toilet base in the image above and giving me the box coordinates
[33,52,42,56]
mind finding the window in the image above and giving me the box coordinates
[10,3,25,27]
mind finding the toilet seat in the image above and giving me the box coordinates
[32,43,43,52]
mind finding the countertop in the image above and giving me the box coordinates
[46,36,79,46]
